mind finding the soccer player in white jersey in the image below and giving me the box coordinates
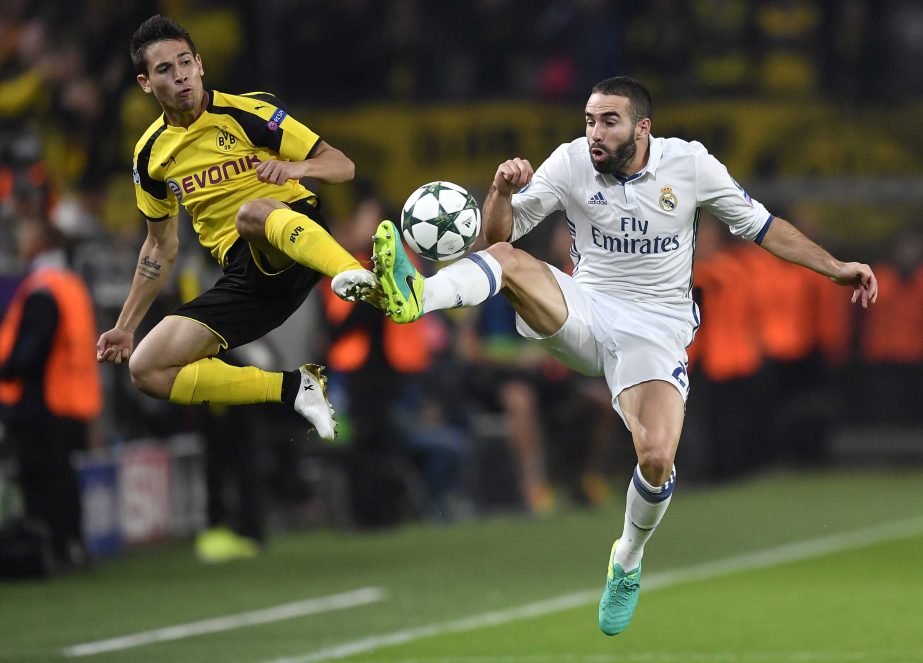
[360,76,878,635]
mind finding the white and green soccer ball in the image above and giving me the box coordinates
[400,181,481,261]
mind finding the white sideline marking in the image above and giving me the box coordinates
[61,587,386,658]
[266,516,923,663]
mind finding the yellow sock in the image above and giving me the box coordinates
[264,208,361,276]
[169,358,283,405]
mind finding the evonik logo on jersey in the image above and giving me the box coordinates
[167,154,262,200]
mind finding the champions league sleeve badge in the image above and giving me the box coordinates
[267,108,287,131]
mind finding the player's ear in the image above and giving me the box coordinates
[137,74,152,94]
[195,53,204,77]
[636,118,651,140]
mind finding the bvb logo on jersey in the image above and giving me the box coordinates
[659,186,678,212]
[216,128,237,151]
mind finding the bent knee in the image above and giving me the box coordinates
[235,198,284,237]
[486,243,542,284]
[127,352,154,394]
[637,454,675,486]
[487,241,516,262]
[634,431,678,484]
[128,352,172,399]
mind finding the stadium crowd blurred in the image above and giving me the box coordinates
[1,0,922,565]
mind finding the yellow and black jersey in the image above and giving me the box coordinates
[132,89,321,264]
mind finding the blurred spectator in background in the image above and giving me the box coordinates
[858,232,923,424]
[734,214,840,464]
[323,196,437,526]
[687,213,860,478]
[686,218,767,480]
[456,295,556,515]
[195,395,265,562]
[0,217,101,573]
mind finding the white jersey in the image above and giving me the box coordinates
[510,136,773,308]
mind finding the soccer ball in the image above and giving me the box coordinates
[400,181,481,261]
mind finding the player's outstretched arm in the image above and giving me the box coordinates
[483,158,533,244]
[255,140,355,186]
[97,216,180,364]
[759,216,878,308]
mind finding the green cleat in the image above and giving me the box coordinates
[195,526,260,563]
[598,540,642,636]
[372,220,424,324]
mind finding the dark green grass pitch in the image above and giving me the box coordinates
[1,469,922,663]
[341,534,923,663]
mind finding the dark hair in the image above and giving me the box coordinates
[590,76,653,124]
[130,15,197,76]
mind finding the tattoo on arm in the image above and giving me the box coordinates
[138,255,163,280]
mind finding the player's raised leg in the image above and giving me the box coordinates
[598,380,684,635]
[369,220,568,332]
[128,315,336,440]
[236,198,378,302]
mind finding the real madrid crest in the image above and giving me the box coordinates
[659,186,678,212]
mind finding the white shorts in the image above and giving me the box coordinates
[515,264,698,426]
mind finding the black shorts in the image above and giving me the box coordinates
[171,199,326,350]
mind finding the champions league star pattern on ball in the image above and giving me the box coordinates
[400,181,481,261]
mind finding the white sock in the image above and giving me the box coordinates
[422,250,502,314]
[613,465,676,572]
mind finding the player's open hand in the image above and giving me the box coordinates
[97,327,134,364]
[830,262,878,309]
[256,159,303,186]
[494,158,533,196]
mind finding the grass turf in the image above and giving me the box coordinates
[1,468,921,662]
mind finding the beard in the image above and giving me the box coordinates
[589,136,637,176]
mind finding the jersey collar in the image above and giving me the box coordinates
[645,135,663,175]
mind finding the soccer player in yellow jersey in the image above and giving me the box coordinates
[97,15,378,440]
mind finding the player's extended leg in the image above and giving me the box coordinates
[236,198,377,302]
[128,315,336,440]
[369,220,568,332]
[598,380,685,635]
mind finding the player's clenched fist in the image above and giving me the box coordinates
[494,158,533,195]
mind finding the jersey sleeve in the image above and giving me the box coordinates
[510,144,571,242]
[273,111,321,161]
[695,147,773,242]
[223,93,321,161]
[133,139,178,221]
